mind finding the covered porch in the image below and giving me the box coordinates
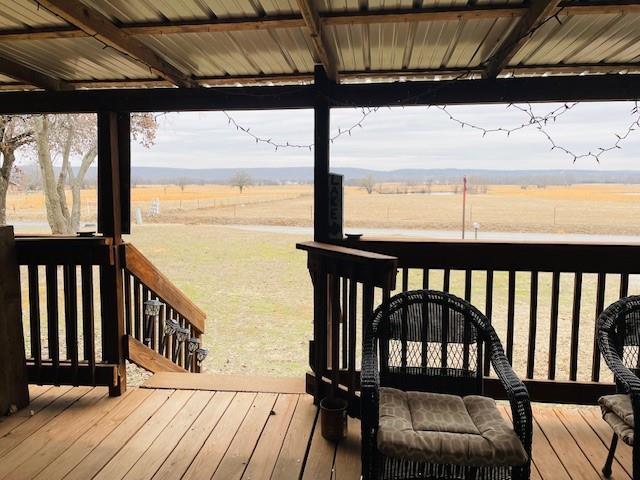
[1,0,640,479]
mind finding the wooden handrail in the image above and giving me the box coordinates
[297,241,398,290]
[15,236,113,266]
[339,236,640,273]
[122,243,206,334]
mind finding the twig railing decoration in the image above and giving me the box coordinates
[122,243,206,373]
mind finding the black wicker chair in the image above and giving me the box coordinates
[597,295,640,478]
[361,290,532,480]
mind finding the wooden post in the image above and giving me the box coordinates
[314,65,331,242]
[97,111,129,396]
[0,226,29,414]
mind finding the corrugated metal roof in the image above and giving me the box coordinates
[0,0,638,89]
[0,37,154,80]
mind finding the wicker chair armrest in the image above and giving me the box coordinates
[489,345,533,460]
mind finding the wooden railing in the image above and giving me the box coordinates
[122,243,207,373]
[15,236,207,390]
[16,236,119,387]
[301,237,640,407]
[297,241,397,414]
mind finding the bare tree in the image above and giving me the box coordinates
[177,177,189,192]
[33,113,157,234]
[230,170,252,193]
[360,174,376,194]
[0,116,33,225]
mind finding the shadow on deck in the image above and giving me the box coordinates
[0,375,632,480]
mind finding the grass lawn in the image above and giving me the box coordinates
[127,224,314,377]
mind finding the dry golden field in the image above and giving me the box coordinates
[9,182,640,236]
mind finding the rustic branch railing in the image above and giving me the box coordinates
[122,243,206,373]
[341,237,640,405]
[16,236,119,387]
[297,241,397,414]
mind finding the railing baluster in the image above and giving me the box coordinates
[620,273,629,298]
[341,277,348,369]
[81,265,95,385]
[506,271,516,363]
[124,271,132,335]
[401,292,408,372]
[569,272,583,381]
[27,265,41,379]
[443,269,451,292]
[63,265,79,385]
[422,268,429,290]
[45,264,59,384]
[483,270,494,376]
[402,268,409,292]
[464,270,472,302]
[330,275,340,397]
[133,278,141,341]
[548,272,560,380]
[348,279,357,395]
[526,272,538,379]
[592,272,606,382]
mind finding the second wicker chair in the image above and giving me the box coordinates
[361,289,532,480]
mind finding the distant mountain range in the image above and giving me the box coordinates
[23,165,640,185]
[129,167,640,185]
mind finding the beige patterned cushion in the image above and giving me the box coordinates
[599,394,634,445]
[377,387,528,467]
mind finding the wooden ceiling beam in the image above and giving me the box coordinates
[0,56,72,91]
[37,0,198,88]
[484,0,563,79]
[295,0,337,80]
[1,1,639,41]
[1,74,640,115]
[1,64,638,92]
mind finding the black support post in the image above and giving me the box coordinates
[97,111,129,396]
[314,65,331,242]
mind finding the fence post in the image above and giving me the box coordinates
[0,226,29,414]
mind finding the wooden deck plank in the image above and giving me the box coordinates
[152,391,234,480]
[556,407,631,480]
[334,416,361,480]
[270,394,317,480]
[0,386,70,438]
[0,386,88,457]
[33,388,154,480]
[301,409,337,480]
[580,407,634,478]
[0,388,111,480]
[534,406,600,480]
[211,392,279,480]
[242,394,299,480]
[182,392,256,480]
[64,389,174,480]
[28,385,53,400]
[143,373,305,393]
[93,390,194,480]
[123,390,214,480]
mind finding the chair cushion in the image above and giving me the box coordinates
[377,387,528,467]
[599,394,634,445]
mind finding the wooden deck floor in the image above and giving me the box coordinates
[0,377,632,480]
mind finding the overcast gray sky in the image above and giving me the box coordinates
[131,101,638,171]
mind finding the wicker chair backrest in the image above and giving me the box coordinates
[370,290,496,396]
[599,296,640,378]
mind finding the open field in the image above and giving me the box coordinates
[9,183,640,236]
